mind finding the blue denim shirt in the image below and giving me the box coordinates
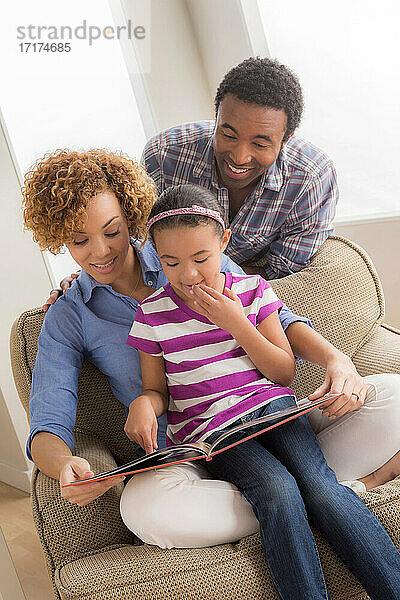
[27,240,311,460]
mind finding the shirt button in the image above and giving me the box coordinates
[147,280,153,286]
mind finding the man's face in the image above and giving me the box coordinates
[213,94,287,195]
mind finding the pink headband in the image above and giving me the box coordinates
[147,205,225,231]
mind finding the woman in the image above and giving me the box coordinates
[22,148,257,510]
[23,149,399,545]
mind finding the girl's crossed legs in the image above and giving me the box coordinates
[203,396,400,600]
[120,374,400,548]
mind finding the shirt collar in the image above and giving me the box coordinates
[79,239,163,304]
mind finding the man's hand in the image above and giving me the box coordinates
[190,284,247,333]
[125,396,158,455]
[309,354,367,419]
[42,272,80,312]
[59,456,124,506]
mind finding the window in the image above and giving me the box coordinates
[257,0,400,219]
[1,0,150,283]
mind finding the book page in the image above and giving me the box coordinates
[208,394,340,456]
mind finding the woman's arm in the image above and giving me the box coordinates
[31,432,124,506]
[31,431,73,480]
[29,298,124,505]
[124,351,168,454]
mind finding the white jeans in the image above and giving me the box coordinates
[120,373,400,548]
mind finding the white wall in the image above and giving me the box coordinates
[123,0,267,130]
[0,120,51,491]
[257,0,400,219]
[123,0,213,130]
[186,0,269,95]
[335,216,400,329]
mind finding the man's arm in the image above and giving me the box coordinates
[285,321,368,417]
[42,272,80,312]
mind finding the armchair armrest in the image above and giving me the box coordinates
[31,431,134,577]
[352,324,400,376]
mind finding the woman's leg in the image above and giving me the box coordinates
[204,437,331,600]
[120,461,259,548]
[261,399,400,600]
[121,374,400,551]
[308,373,400,488]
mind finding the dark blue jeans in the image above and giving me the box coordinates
[203,396,400,600]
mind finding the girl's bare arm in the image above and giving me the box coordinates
[233,310,295,386]
[125,352,168,453]
[191,284,295,386]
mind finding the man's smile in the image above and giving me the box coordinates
[225,160,254,178]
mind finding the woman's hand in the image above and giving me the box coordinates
[190,284,247,333]
[59,456,124,506]
[42,272,80,312]
[125,396,158,455]
[309,354,368,419]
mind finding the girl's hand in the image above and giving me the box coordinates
[125,396,158,454]
[190,284,247,333]
[59,456,125,506]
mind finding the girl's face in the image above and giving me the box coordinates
[153,224,231,303]
[65,190,132,285]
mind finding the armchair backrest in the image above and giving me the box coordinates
[10,236,384,459]
[270,235,384,399]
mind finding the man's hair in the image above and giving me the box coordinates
[214,57,304,142]
[148,184,226,244]
[22,149,157,253]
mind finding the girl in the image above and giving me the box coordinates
[126,184,400,600]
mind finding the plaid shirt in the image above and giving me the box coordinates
[143,121,338,279]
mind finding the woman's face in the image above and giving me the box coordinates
[65,190,132,284]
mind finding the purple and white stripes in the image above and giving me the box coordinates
[127,272,295,445]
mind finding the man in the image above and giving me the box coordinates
[141,57,371,416]
[143,56,338,279]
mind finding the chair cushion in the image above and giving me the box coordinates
[55,478,400,600]
[271,235,384,354]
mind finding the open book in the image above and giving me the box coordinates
[63,394,341,487]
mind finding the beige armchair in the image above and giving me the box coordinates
[10,236,400,600]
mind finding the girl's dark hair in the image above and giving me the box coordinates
[148,184,226,244]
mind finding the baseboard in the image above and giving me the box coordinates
[0,462,32,493]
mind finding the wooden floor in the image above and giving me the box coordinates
[0,481,54,600]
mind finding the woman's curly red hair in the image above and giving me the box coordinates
[22,149,157,253]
